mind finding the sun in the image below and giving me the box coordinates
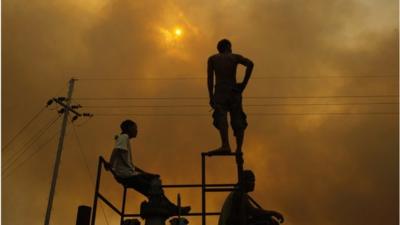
[174,28,183,37]
[159,26,184,43]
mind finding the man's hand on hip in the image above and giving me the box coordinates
[209,97,215,109]
[236,83,246,93]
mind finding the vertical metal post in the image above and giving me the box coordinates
[91,157,103,225]
[201,153,206,225]
[236,151,245,225]
[120,187,127,225]
[236,151,244,189]
[44,78,75,225]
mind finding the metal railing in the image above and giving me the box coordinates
[90,154,253,225]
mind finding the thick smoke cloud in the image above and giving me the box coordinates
[2,1,398,225]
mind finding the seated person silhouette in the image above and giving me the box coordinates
[207,39,254,155]
[218,170,284,225]
[109,119,190,216]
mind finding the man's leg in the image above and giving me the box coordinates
[219,122,231,151]
[249,212,281,225]
[123,174,191,215]
[208,106,232,154]
[234,130,244,153]
[231,115,247,153]
[231,94,248,153]
[122,174,153,198]
[249,207,284,225]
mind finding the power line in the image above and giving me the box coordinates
[76,74,398,81]
[81,102,398,109]
[71,124,92,182]
[2,106,48,152]
[3,131,60,179]
[3,114,59,160]
[3,114,60,165]
[2,83,68,153]
[2,115,60,173]
[2,116,61,174]
[92,112,398,117]
[74,94,399,101]
[71,123,111,225]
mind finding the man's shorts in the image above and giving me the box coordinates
[212,85,247,135]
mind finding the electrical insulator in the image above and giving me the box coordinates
[46,99,53,107]
[72,115,79,122]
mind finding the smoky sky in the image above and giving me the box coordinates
[2,1,399,225]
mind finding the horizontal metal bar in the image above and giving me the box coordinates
[185,212,221,216]
[124,212,221,217]
[123,214,141,217]
[205,188,238,192]
[201,152,237,157]
[162,183,236,188]
[98,193,122,215]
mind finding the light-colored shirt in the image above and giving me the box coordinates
[109,134,137,178]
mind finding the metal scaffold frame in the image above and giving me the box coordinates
[90,153,252,225]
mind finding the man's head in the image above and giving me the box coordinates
[217,39,232,53]
[243,170,256,192]
[120,119,137,138]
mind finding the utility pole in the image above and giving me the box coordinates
[44,78,92,225]
[44,78,75,225]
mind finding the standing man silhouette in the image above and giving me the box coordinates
[207,39,254,154]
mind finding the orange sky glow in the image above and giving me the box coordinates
[2,1,399,225]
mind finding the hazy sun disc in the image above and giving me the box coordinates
[175,28,182,37]
[158,26,185,49]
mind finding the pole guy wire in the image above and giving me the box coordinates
[70,123,111,225]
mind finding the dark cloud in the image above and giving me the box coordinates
[2,1,398,225]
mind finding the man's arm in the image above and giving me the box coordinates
[134,166,145,173]
[117,149,132,167]
[134,165,160,177]
[112,148,135,171]
[207,57,215,108]
[237,55,254,92]
[245,195,284,223]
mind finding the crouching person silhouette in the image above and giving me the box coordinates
[109,119,191,216]
[218,170,284,225]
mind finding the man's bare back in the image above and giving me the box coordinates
[208,53,253,88]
